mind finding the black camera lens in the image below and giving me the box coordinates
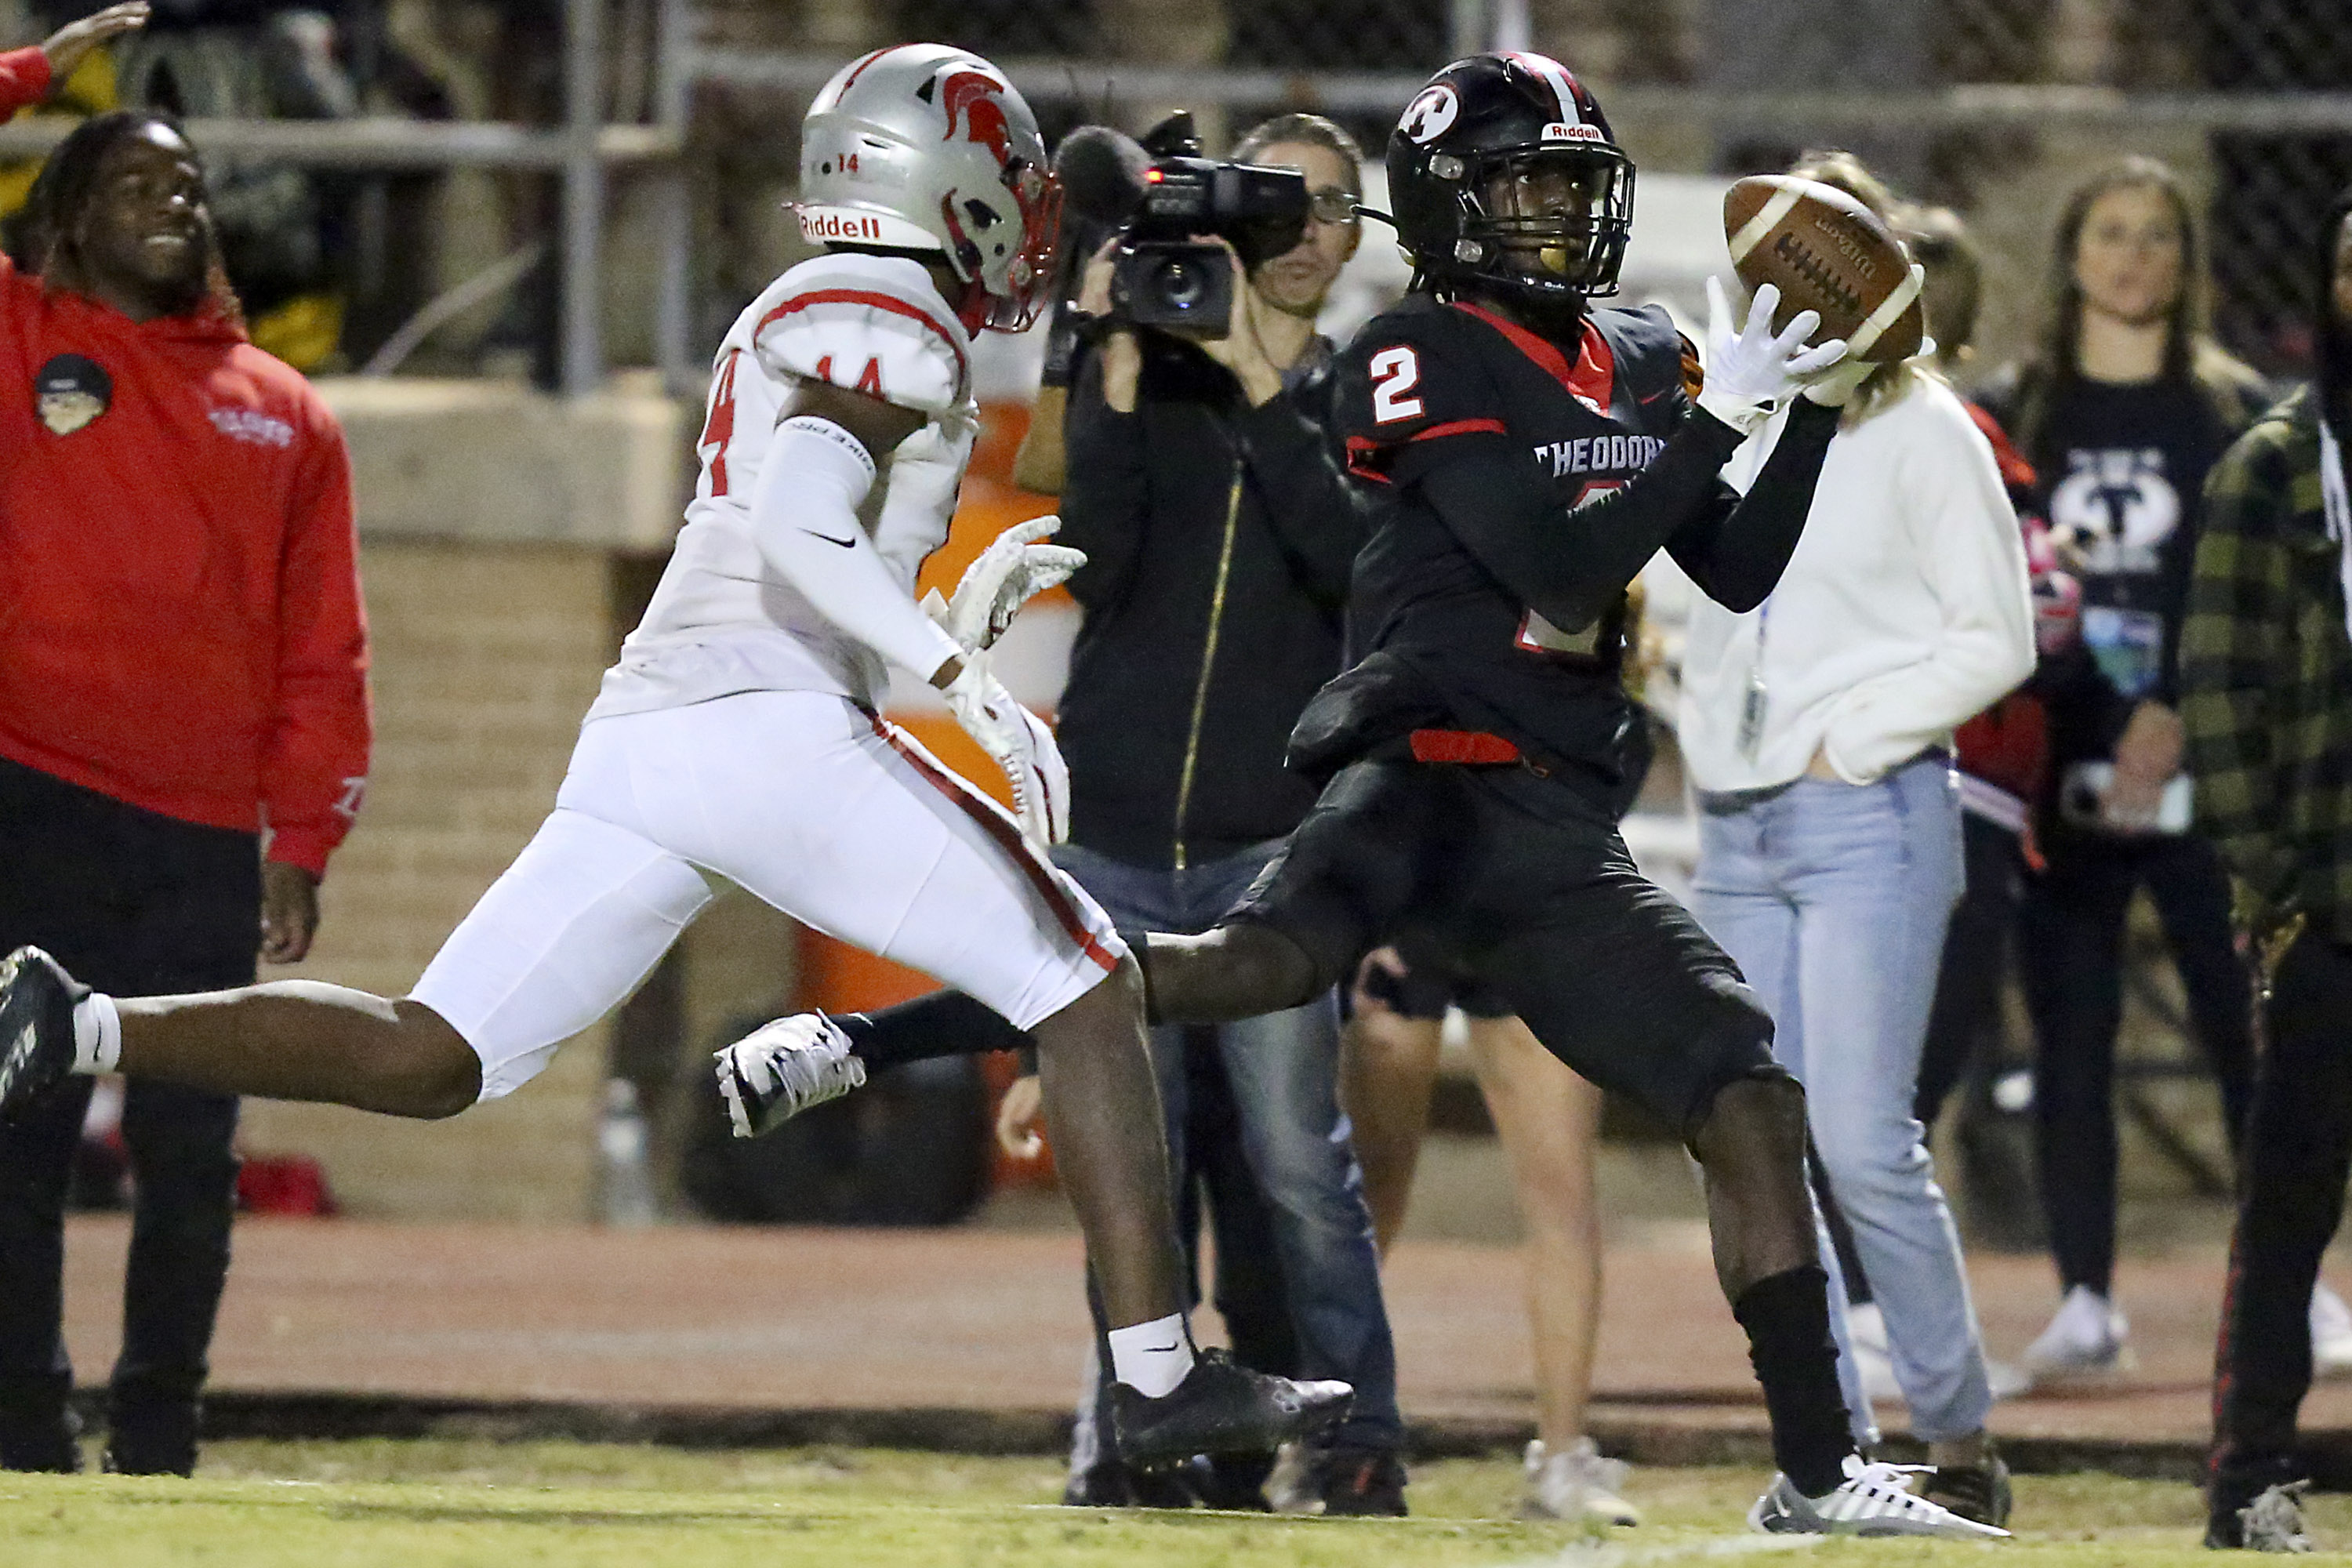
[1156,256,1208,312]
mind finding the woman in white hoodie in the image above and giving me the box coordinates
[1679,154,2035,1527]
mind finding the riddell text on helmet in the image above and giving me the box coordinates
[801,210,887,242]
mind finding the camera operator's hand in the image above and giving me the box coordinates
[1072,238,1141,414]
[1193,243,1286,408]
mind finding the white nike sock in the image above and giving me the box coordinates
[71,993,120,1075]
[1105,1313,1195,1398]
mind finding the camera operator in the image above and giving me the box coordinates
[1014,113,1406,1513]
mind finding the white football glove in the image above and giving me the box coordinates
[942,653,1071,847]
[1697,276,1849,435]
[922,515,1087,654]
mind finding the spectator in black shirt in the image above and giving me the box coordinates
[1975,157,2293,1382]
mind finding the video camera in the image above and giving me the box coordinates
[1056,113,1312,336]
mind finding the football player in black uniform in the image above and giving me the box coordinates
[724,53,2002,1537]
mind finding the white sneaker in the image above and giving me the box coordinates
[1847,1302,1902,1405]
[2241,1481,2316,1552]
[714,1012,865,1138]
[2312,1283,2352,1379]
[1749,1454,2009,1539]
[1522,1437,1641,1525]
[2022,1285,2132,1378]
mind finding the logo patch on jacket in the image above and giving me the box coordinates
[34,354,110,435]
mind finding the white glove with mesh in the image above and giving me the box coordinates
[941,653,1070,847]
[1697,276,1849,435]
[923,515,1087,654]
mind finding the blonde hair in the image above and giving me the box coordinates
[1788,148,1933,426]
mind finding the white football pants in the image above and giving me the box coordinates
[408,690,1123,1101]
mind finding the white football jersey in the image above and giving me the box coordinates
[588,251,978,720]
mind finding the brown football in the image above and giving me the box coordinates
[1724,175,1922,363]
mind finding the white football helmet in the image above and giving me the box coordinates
[798,44,1061,332]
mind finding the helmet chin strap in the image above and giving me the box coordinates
[949,273,993,334]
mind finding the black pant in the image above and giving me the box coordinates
[2017,829,2255,1295]
[1241,759,1775,1140]
[2210,930,2352,1503]
[0,757,256,1472]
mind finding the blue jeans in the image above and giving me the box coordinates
[1692,753,1992,1444]
[1055,839,1401,1454]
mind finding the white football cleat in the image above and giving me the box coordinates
[1749,1454,2009,1539]
[2022,1285,2133,1378]
[1522,1436,1640,1525]
[2312,1283,2352,1379]
[715,1012,865,1138]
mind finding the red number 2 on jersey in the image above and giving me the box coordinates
[1369,345,1424,423]
[699,348,742,496]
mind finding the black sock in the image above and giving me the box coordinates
[1733,1264,1855,1497]
[837,990,1030,1071]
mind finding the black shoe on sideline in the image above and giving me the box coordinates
[1108,1350,1351,1473]
[0,1407,81,1474]
[1312,1445,1408,1517]
[102,1415,198,1479]
[0,946,84,1126]
[1195,1450,1276,1512]
[1061,1458,1198,1509]
[1923,1448,2013,1528]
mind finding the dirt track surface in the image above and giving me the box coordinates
[53,1216,2352,1451]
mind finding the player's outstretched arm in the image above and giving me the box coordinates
[1663,400,1842,612]
[749,379,964,687]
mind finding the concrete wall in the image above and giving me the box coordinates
[231,378,691,1222]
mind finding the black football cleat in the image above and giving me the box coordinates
[0,946,82,1127]
[1109,1350,1351,1473]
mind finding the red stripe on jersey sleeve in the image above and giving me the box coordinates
[757,288,971,394]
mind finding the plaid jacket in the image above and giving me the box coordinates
[2180,385,2352,941]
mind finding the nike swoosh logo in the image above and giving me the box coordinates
[1141,1338,1182,1353]
[1638,387,1672,405]
[802,529,858,548]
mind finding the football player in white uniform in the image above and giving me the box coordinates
[0,43,1348,1467]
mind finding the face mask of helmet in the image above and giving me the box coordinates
[1456,148,1629,294]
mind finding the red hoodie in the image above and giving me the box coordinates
[0,48,368,876]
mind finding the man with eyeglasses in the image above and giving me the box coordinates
[996,111,1403,1513]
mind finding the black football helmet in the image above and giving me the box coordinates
[1386,51,1635,303]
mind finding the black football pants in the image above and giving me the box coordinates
[0,756,256,1473]
[1236,757,1778,1139]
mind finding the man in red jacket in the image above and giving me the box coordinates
[0,2,369,1475]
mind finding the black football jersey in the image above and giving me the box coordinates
[1314,293,1698,808]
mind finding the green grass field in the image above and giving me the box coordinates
[0,1440,2343,1567]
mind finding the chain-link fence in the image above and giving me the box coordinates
[673,0,2352,383]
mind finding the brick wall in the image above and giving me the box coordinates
[234,539,615,1222]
